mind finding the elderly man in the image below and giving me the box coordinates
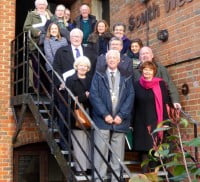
[73,3,97,45]
[89,50,134,181]
[113,22,131,54]
[53,28,97,150]
[53,28,97,86]
[133,46,181,109]
[96,37,133,76]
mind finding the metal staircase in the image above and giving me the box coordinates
[11,31,199,181]
[10,31,135,181]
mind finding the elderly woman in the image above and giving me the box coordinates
[87,20,113,55]
[23,0,52,49]
[66,56,92,175]
[133,61,169,173]
[23,0,52,91]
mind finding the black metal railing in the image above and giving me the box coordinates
[11,31,199,181]
[11,31,132,181]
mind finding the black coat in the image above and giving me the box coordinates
[66,73,92,129]
[133,80,169,151]
[87,32,113,55]
[53,45,97,86]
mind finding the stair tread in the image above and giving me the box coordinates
[124,160,140,165]
[61,150,69,155]
[74,171,168,181]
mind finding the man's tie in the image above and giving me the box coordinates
[110,72,115,90]
[75,48,81,58]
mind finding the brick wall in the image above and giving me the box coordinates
[13,113,45,148]
[110,0,200,156]
[1,0,199,180]
[0,0,16,181]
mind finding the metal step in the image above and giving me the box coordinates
[75,171,168,181]
[124,160,140,165]
[34,100,50,105]
[74,172,139,181]
[61,150,69,155]
[39,109,49,113]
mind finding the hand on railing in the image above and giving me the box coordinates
[59,82,65,91]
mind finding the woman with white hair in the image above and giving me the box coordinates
[23,0,52,90]
[24,0,52,49]
[66,56,92,175]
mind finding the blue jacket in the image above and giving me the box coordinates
[89,69,134,133]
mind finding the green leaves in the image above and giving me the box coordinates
[179,118,188,127]
[183,137,200,147]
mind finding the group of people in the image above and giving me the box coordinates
[23,0,181,181]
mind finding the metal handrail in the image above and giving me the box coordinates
[11,31,132,181]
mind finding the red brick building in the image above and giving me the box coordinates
[0,0,199,181]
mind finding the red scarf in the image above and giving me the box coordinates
[139,76,163,139]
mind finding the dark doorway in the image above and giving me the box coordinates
[102,0,110,25]
[13,142,65,182]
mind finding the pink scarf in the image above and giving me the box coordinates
[139,76,163,139]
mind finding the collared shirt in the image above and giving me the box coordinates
[107,68,118,77]
[71,45,83,59]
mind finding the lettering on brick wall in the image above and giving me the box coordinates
[129,3,160,31]
[165,0,193,13]
[128,0,193,31]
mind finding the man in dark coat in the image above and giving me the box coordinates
[53,28,97,150]
[53,28,97,88]
[133,46,181,109]
[96,37,133,76]
[73,3,97,45]
[89,50,134,181]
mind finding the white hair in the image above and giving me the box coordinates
[106,50,120,60]
[56,4,66,11]
[70,28,83,38]
[73,56,91,71]
[35,0,48,7]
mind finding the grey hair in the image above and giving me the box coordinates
[73,56,91,71]
[35,0,48,7]
[109,36,123,47]
[113,22,126,32]
[70,28,83,38]
[106,50,120,60]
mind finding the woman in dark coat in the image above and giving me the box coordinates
[133,61,169,172]
[66,56,92,175]
[87,20,113,55]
